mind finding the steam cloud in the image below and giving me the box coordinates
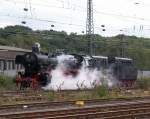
[44,55,117,90]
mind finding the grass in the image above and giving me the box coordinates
[93,85,109,98]
[0,74,16,91]
[1,76,150,105]
[1,89,150,105]
[43,91,55,101]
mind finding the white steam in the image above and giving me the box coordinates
[43,55,117,90]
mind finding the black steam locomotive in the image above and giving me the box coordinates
[15,44,84,89]
[15,43,137,89]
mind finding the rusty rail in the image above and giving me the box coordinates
[1,100,150,119]
[1,96,150,112]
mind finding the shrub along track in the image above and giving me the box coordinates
[1,97,150,119]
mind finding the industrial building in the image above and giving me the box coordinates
[0,45,31,76]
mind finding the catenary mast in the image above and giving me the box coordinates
[86,0,94,55]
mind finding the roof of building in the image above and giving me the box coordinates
[0,45,31,60]
[0,51,22,60]
[0,45,31,52]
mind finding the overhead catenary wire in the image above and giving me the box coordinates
[2,12,150,32]
[1,16,148,38]
[0,0,87,27]
[1,0,150,38]
[0,13,86,28]
[1,0,150,33]
[2,0,150,23]
[2,0,86,11]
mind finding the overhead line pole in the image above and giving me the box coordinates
[86,0,94,55]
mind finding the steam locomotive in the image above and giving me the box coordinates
[15,43,137,89]
[15,43,85,89]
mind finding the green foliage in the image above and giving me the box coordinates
[43,91,55,101]
[0,74,15,90]
[1,25,150,69]
[94,85,109,97]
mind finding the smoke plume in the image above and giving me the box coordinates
[44,55,117,90]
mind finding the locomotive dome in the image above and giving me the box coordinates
[32,42,41,53]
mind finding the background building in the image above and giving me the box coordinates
[0,45,31,76]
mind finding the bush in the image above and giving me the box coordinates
[94,85,109,97]
[0,74,16,90]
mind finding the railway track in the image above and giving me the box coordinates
[1,100,150,119]
[0,89,146,103]
[0,90,47,102]
[1,96,150,113]
[0,90,44,96]
[0,90,91,100]
[1,91,150,118]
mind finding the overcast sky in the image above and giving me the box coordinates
[1,0,150,37]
